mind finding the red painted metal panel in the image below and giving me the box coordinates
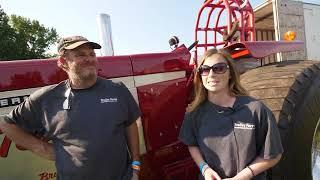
[0,136,12,157]
[0,45,191,92]
[131,45,191,76]
[140,142,193,180]
[0,56,133,92]
[162,158,198,180]
[0,59,67,92]
[137,78,188,151]
[137,77,197,179]
[225,41,305,58]
[97,55,133,78]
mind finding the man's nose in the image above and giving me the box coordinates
[83,55,94,61]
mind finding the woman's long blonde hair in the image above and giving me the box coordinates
[187,48,248,112]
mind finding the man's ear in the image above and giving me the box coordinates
[57,56,68,70]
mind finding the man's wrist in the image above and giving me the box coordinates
[132,160,141,173]
[132,156,140,162]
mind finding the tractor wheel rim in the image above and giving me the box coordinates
[312,117,320,179]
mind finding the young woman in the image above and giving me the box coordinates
[179,48,283,180]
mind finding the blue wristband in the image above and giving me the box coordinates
[199,162,207,172]
[132,161,141,166]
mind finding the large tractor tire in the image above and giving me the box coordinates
[240,60,320,180]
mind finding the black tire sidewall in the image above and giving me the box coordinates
[277,71,320,179]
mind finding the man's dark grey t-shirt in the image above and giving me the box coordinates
[179,96,283,180]
[5,77,141,180]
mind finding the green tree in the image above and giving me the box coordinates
[0,6,59,60]
[0,6,19,60]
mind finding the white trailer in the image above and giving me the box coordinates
[254,0,320,62]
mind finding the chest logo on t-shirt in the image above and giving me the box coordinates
[100,97,118,103]
[234,122,255,130]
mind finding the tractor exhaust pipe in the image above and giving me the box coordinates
[97,13,114,56]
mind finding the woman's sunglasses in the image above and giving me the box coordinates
[198,62,229,76]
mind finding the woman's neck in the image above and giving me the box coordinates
[207,90,236,108]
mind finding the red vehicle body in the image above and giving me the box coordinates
[0,0,310,179]
[0,45,199,179]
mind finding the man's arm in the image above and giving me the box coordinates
[126,117,140,162]
[0,116,55,161]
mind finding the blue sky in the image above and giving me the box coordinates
[1,0,319,55]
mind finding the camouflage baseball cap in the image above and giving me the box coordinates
[57,36,101,54]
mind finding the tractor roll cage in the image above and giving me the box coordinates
[194,0,255,61]
[193,0,304,64]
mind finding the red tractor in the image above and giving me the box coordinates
[0,0,319,179]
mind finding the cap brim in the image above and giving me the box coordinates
[64,41,101,50]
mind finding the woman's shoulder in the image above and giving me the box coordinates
[237,95,267,111]
[185,102,209,120]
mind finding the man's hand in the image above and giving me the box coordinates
[32,140,55,160]
[203,167,222,180]
[131,171,139,180]
[0,120,55,161]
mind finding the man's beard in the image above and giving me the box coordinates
[69,66,98,84]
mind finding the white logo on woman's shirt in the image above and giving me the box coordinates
[234,122,255,130]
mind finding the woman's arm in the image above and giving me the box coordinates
[189,146,222,180]
[188,145,205,165]
[232,154,282,180]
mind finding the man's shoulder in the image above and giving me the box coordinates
[98,77,127,90]
[29,80,68,101]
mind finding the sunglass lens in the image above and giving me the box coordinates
[199,65,211,76]
[213,63,228,74]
